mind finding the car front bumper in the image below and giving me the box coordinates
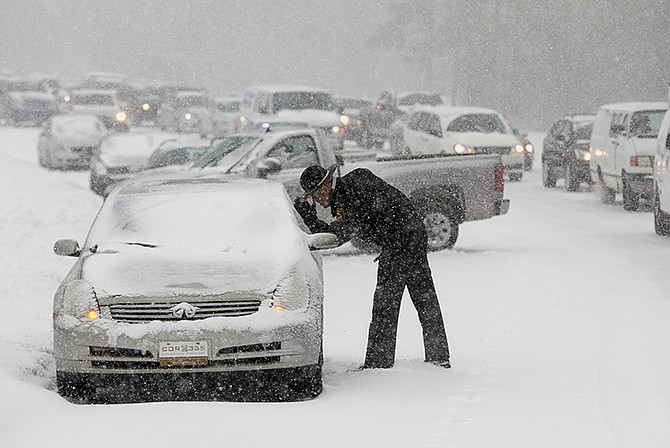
[53,305,323,376]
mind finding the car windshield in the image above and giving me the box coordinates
[86,182,299,254]
[5,81,48,92]
[573,122,594,140]
[398,94,443,106]
[629,110,665,138]
[71,94,115,106]
[147,146,208,169]
[271,92,334,113]
[177,95,211,108]
[335,98,371,109]
[191,136,260,170]
[446,113,506,133]
[217,101,239,112]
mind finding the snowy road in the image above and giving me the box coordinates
[1,127,669,448]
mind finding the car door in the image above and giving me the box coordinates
[609,111,628,188]
[543,120,566,166]
[657,112,670,211]
[402,111,424,152]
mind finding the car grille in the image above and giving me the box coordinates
[108,300,262,323]
[472,146,511,155]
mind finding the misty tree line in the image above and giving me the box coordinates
[370,0,670,129]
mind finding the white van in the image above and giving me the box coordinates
[653,103,670,235]
[589,102,667,210]
[237,85,346,150]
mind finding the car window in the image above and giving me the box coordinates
[609,112,628,137]
[428,113,443,137]
[270,92,334,113]
[629,110,665,138]
[192,136,260,169]
[407,112,423,131]
[572,121,594,140]
[71,94,115,106]
[446,113,506,133]
[266,135,319,169]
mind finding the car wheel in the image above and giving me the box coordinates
[542,160,556,187]
[564,163,579,192]
[654,186,670,235]
[419,202,459,251]
[56,371,97,404]
[508,172,522,182]
[622,175,640,211]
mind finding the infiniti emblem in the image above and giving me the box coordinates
[169,302,199,319]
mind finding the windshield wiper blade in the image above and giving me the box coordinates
[124,242,158,248]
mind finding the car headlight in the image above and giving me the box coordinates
[340,115,350,126]
[58,280,101,321]
[511,144,524,153]
[115,111,127,122]
[524,143,533,152]
[184,112,192,120]
[330,125,343,134]
[574,149,591,161]
[454,143,466,154]
[142,103,151,111]
[271,272,310,311]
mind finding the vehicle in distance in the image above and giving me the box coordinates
[542,114,596,191]
[589,102,667,210]
[400,106,525,181]
[0,78,58,126]
[53,176,336,403]
[37,114,107,170]
[653,102,670,235]
[64,89,129,131]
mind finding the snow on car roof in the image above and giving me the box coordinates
[70,89,118,97]
[246,84,332,94]
[598,102,667,112]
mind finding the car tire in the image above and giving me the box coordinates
[564,163,580,192]
[542,160,556,187]
[654,186,670,236]
[622,175,640,211]
[508,172,523,182]
[419,201,459,251]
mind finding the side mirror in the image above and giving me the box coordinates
[256,157,282,178]
[54,239,81,257]
[307,233,340,250]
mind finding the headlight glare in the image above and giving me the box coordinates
[115,111,127,122]
[454,143,465,154]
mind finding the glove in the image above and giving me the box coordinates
[294,197,317,221]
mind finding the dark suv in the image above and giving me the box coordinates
[542,115,596,191]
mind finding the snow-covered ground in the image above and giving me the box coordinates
[1,127,669,448]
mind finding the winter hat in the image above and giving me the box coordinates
[300,164,337,197]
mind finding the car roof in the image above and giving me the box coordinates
[598,102,667,112]
[70,89,117,96]
[51,113,104,123]
[244,84,331,94]
[111,174,283,198]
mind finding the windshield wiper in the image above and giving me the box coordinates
[125,242,157,248]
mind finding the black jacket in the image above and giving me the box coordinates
[299,168,426,254]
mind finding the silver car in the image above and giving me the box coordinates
[53,176,336,403]
[37,114,106,170]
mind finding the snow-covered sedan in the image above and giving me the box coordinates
[53,176,337,403]
[401,106,526,181]
[37,114,106,170]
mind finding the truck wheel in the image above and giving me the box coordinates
[564,164,579,192]
[542,160,556,187]
[421,202,459,251]
[622,176,640,211]
[654,187,670,235]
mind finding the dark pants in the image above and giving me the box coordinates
[364,245,450,368]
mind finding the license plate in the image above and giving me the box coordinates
[158,340,209,367]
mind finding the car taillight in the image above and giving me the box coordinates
[495,163,505,191]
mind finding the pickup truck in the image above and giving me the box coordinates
[143,128,510,251]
